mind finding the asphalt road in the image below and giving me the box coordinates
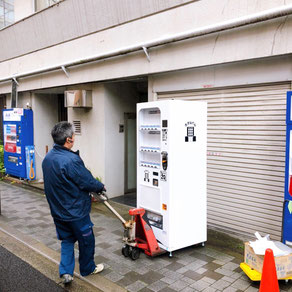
[0,244,65,292]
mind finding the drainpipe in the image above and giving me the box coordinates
[0,4,292,84]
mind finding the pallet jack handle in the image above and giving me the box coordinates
[92,192,126,225]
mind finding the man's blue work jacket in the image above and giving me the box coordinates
[42,144,104,221]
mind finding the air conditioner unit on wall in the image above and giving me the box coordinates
[64,90,92,108]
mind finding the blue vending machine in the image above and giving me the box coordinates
[283,92,292,245]
[2,108,36,180]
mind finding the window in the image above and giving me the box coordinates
[35,0,61,12]
[0,0,14,29]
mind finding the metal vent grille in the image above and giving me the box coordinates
[73,120,81,135]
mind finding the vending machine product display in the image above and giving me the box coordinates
[2,108,36,180]
[137,100,207,253]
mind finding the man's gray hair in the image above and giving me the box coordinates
[51,121,74,146]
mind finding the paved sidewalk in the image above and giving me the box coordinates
[0,181,291,292]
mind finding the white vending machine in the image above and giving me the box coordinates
[137,100,207,254]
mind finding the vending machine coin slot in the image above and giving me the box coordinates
[144,170,150,182]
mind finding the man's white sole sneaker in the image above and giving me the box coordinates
[91,264,104,274]
[61,274,73,284]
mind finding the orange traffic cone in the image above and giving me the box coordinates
[259,248,280,292]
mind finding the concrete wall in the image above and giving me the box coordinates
[104,82,139,197]
[31,93,59,180]
[1,0,292,94]
[67,84,106,186]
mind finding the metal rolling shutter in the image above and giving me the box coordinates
[158,83,291,240]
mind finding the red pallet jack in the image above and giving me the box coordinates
[93,192,164,260]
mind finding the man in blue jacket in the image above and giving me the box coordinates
[42,121,105,284]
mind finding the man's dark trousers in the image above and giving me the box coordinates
[54,215,96,277]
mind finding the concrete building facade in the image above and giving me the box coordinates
[0,0,291,241]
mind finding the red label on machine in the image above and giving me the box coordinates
[5,143,16,153]
[289,175,292,197]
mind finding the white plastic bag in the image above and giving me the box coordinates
[249,232,292,257]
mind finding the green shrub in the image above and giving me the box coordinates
[0,144,4,175]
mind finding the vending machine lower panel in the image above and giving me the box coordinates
[282,200,292,246]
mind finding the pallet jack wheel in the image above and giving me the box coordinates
[130,247,140,260]
[122,245,130,257]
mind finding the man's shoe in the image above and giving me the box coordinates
[91,264,104,274]
[61,274,73,284]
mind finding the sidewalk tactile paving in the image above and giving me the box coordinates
[1,182,291,292]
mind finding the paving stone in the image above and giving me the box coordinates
[181,276,196,285]
[213,260,228,265]
[229,272,242,280]
[148,261,171,271]
[168,279,189,291]
[221,275,236,283]
[214,268,234,277]
[176,267,190,274]
[164,270,184,281]
[181,287,198,292]
[244,286,259,292]
[203,262,222,271]
[139,271,164,285]
[202,270,223,281]
[183,270,204,281]
[221,262,239,271]
[116,274,135,287]
[186,262,206,272]
[104,271,124,282]
[147,280,168,292]
[190,279,211,291]
[139,288,155,292]
[160,277,177,285]
[98,242,112,249]
[231,278,251,290]
[135,266,151,275]
[159,288,178,292]
[190,252,215,263]
[210,278,230,290]
[166,262,185,271]
[202,287,217,292]
[222,287,238,292]
[126,280,147,292]
[196,267,208,274]
[201,276,216,284]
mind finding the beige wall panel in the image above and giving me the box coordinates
[0,0,194,61]
[2,2,292,93]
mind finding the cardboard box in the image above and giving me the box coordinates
[244,242,292,279]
